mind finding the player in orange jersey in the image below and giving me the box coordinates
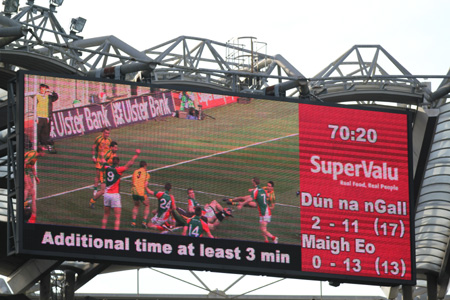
[131,161,153,228]
[24,148,45,223]
[90,127,111,208]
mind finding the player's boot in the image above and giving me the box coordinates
[47,145,57,154]
[141,222,148,229]
[222,198,234,205]
[224,208,233,216]
[89,198,95,209]
[273,236,279,244]
[161,224,172,232]
[131,222,136,228]
[28,214,36,224]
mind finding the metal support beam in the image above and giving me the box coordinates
[39,273,50,300]
[427,273,438,300]
[64,270,76,300]
[73,263,111,291]
[402,285,413,300]
[6,79,17,255]
[7,259,61,294]
[264,77,309,97]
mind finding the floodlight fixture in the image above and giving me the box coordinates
[49,0,63,6]
[3,0,19,14]
[70,17,86,34]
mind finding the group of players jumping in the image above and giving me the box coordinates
[25,126,279,243]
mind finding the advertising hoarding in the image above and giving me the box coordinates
[299,104,412,280]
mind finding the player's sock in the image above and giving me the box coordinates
[225,199,234,205]
[93,186,97,196]
[28,214,36,223]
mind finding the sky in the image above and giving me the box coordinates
[49,0,450,91]
[6,0,450,297]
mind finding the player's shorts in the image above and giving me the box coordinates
[131,187,146,201]
[151,211,170,226]
[24,173,34,188]
[259,215,271,223]
[204,206,216,218]
[25,168,34,177]
[132,194,146,201]
[24,171,35,181]
[104,193,121,208]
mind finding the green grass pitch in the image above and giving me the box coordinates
[35,99,301,245]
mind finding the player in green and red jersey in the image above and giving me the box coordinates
[147,183,177,231]
[90,140,118,209]
[182,206,214,238]
[24,148,45,223]
[131,161,153,228]
[101,149,140,230]
[223,181,276,210]
[186,188,232,230]
[90,128,111,207]
[238,177,278,243]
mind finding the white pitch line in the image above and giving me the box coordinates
[37,133,299,201]
[119,182,300,208]
[145,133,299,174]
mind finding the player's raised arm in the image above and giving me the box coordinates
[123,149,141,170]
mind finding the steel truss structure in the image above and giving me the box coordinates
[1,2,450,300]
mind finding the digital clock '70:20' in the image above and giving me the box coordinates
[328,124,378,143]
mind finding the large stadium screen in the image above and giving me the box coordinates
[16,71,415,285]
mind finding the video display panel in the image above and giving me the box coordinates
[16,71,415,285]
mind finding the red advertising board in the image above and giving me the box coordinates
[172,91,237,111]
[299,103,412,280]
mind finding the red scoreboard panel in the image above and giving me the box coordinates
[299,103,413,281]
[15,71,415,286]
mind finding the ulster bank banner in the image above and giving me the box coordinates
[50,92,175,140]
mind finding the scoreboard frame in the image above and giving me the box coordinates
[13,70,415,286]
